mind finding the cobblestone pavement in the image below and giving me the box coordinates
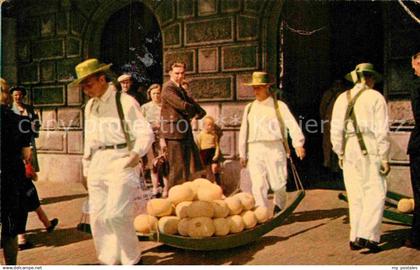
[2,181,419,265]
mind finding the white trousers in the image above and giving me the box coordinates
[343,137,387,243]
[248,141,288,209]
[87,149,141,265]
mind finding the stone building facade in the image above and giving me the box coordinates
[1,0,418,195]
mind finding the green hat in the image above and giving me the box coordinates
[345,63,382,83]
[68,58,112,87]
[243,71,274,86]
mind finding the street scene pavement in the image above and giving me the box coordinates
[4,180,420,265]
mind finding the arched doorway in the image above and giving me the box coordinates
[279,0,384,184]
[100,2,162,98]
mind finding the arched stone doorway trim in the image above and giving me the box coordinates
[260,0,285,87]
[82,0,159,60]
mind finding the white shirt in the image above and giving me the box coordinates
[140,101,162,126]
[83,85,154,175]
[330,83,390,161]
[238,96,305,159]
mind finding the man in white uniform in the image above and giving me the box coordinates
[331,63,390,253]
[239,72,305,214]
[69,59,154,265]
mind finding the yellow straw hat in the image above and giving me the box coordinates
[243,71,274,86]
[68,58,112,87]
[344,63,382,83]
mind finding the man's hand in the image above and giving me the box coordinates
[22,147,32,163]
[379,160,391,176]
[295,147,306,160]
[124,151,140,168]
[240,158,248,168]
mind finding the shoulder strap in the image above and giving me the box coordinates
[116,91,133,151]
[273,95,291,156]
[245,102,253,159]
[342,89,368,156]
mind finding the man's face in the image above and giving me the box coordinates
[169,66,185,85]
[12,90,24,104]
[253,85,270,101]
[80,74,106,97]
[412,54,420,77]
[120,79,132,92]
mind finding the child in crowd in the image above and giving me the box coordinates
[196,116,223,186]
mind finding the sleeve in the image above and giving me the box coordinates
[280,101,305,148]
[330,95,346,157]
[123,94,154,157]
[162,85,196,117]
[140,103,147,118]
[238,103,251,159]
[373,95,390,161]
[186,95,207,119]
[82,101,93,177]
[411,80,420,125]
[28,105,41,138]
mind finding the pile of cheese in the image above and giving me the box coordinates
[133,178,272,238]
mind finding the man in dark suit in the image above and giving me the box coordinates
[406,49,420,249]
[160,62,206,189]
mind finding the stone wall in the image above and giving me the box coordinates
[11,0,280,184]
[14,0,84,183]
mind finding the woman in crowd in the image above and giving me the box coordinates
[9,85,58,249]
[141,84,168,198]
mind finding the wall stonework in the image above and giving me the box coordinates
[13,0,273,184]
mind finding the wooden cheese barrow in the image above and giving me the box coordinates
[78,157,305,250]
[338,190,413,225]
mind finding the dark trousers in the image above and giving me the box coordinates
[409,154,420,244]
[166,139,191,189]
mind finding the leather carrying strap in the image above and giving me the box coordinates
[116,91,133,151]
[273,94,291,156]
[342,89,368,156]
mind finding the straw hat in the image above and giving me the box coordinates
[68,58,112,87]
[344,63,382,83]
[243,71,274,86]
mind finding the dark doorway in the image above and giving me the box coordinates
[100,2,162,89]
[281,0,384,186]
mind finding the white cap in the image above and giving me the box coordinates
[117,74,132,82]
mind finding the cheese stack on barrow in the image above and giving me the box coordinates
[134,178,273,238]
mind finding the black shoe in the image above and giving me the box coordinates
[18,241,33,250]
[47,218,59,233]
[365,240,382,253]
[349,241,362,250]
[356,237,382,253]
[273,205,282,215]
[404,239,420,250]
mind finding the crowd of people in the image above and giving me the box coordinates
[2,48,419,265]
